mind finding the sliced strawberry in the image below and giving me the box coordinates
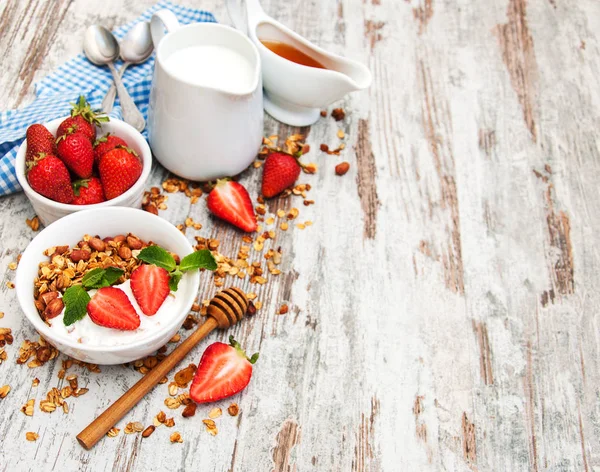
[130,264,170,316]
[206,180,257,232]
[261,152,301,198]
[87,287,140,330]
[189,336,258,403]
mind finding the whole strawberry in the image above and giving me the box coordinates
[71,177,105,205]
[56,95,109,142]
[93,133,128,164]
[25,124,56,162]
[207,180,257,232]
[261,152,301,198]
[98,146,143,200]
[27,154,74,203]
[56,131,94,178]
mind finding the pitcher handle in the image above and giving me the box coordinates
[151,9,181,46]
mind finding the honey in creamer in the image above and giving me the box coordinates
[260,40,326,69]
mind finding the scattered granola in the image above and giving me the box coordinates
[6,281,15,289]
[32,378,39,387]
[0,384,9,398]
[331,107,346,121]
[182,402,197,418]
[142,425,155,438]
[25,432,39,442]
[202,419,218,436]
[335,162,350,176]
[278,304,289,315]
[124,422,144,434]
[107,427,120,437]
[228,403,240,417]
[337,129,345,139]
[21,399,34,416]
[26,216,40,231]
[8,261,18,270]
[0,348,7,364]
[164,417,175,428]
[174,364,196,388]
[170,432,183,443]
[208,407,222,419]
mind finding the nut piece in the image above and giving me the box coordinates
[118,245,132,260]
[25,432,39,442]
[182,403,197,418]
[202,419,218,436]
[43,298,64,320]
[170,432,183,443]
[88,237,106,252]
[331,107,345,121]
[0,384,10,398]
[126,235,143,250]
[70,249,91,262]
[142,425,155,438]
[228,403,240,416]
[335,162,350,176]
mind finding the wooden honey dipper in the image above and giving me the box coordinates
[76,286,248,450]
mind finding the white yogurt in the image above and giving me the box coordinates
[163,45,255,93]
[47,279,177,347]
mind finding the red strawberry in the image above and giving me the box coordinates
[26,154,74,203]
[98,147,143,200]
[87,287,140,330]
[71,177,105,205]
[25,124,56,162]
[56,131,94,178]
[130,264,170,316]
[261,152,301,198]
[207,180,257,232]
[93,133,128,164]
[56,95,109,142]
[189,336,258,403]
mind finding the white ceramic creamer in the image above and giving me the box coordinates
[148,10,263,181]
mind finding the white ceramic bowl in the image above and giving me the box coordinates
[15,207,200,365]
[15,116,152,227]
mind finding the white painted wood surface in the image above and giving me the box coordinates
[1,0,600,470]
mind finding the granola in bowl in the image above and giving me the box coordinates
[33,233,215,348]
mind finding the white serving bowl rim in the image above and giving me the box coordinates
[15,207,200,353]
[15,116,152,211]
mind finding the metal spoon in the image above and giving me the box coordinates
[83,25,145,131]
[101,22,154,114]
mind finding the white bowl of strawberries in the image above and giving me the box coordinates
[15,97,152,226]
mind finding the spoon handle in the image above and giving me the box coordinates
[102,62,131,114]
[107,62,145,132]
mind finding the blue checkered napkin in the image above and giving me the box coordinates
[0,0,216,197]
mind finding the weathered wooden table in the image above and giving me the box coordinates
[1,0,599,470]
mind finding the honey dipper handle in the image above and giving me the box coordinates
[76,317,219,450]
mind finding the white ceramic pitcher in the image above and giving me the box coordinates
[148,10,263,181]
[228,0,372,126]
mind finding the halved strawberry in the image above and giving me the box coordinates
[206,180,257,232]
[130,264,170,316]
[87,287,140,330]
[189,336,258,404]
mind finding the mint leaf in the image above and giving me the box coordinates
[179,250,217,272]
[103,267,124,286]
[81,267,124,289]
[82,268,105,288]
[169,271,182,292]
[63,285,91,326]
[137,246,176,271]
